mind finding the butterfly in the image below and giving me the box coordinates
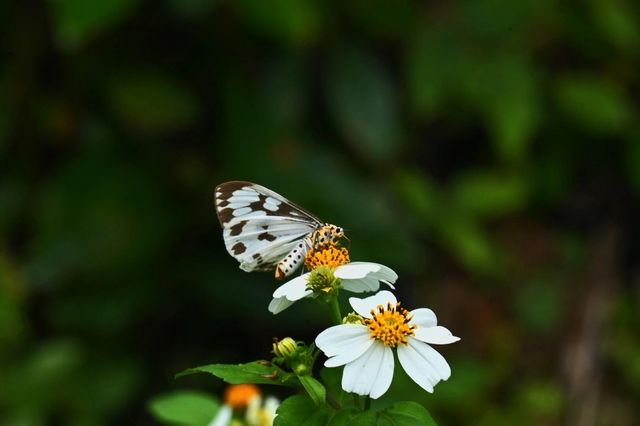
[214,181,345,279]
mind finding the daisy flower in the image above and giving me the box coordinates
[209,384,279,426]
[268,243,397,314]
[315,290,459,399]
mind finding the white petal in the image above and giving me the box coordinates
[414,326,460,345]
[349,290,397,318]
[263,396,279,416]
[340,276,380,293]
[335,262,398,284]
[268,297,295,314]
[410,308,437,328]
[315,324,371,357]
[334,262,379,279]
[272,274,312,301]
[341,342,394,399]
[208,405,232,426]
[324,332,375,368]
[397,337,451,393]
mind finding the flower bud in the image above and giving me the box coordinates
[272,337,298,359]
[342,312,365,325]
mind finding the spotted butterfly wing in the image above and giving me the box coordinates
[215,181,325,275]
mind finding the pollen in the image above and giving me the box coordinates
[365,302,415,347]
[224,384,261,409]
[305,243,350,271]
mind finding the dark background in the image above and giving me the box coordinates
[1,0,639,425]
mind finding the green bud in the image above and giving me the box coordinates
[293,363,310,375]
[342,312,365,325]
[272,337,298,359]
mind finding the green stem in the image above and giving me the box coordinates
[364,396,371,411]
[326,392,342,410]
[329,296,342,324]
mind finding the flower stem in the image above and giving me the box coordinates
[326,392,341,410]
[364,396,371,411]
[329,296,342,324]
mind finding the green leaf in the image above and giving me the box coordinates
[49,0,139,50]
[105,70,200,136]
[274,395,333,426]
[327,409,376,425]
[556,74,632,134]
[298,375,326,406]
[379,401,437,425]
[234,0,322,47]
[148,391,220,426]
[480,57,540,164]
[327,402,436,426]
[327,45,402,164]
[319,367,348,406]
[176,361,298,387]
[450,170,529,218]
[591,0,640,51]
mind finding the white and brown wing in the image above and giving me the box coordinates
[215,181,322,272]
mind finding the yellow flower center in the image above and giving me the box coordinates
[305,243,350,270]
[225,384,261,409]
[365,302,415,347]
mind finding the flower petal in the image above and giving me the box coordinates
[335,262,397,282]
[397,337,451,393]
[349,290,397,318]
[410,308,437,328]
[341,342,394,399]
[414,326,460,345]
[316,324,371,358]
[340,276,379,293]
[268,297,295,314]
[325,333,375,368]
[272,274,312,301]
[208,405,232,426]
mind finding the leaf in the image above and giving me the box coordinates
[591,0,640,51]
[450,170,529,218]
[274,395,333,426]
[327,45,402,164]
[556,74,632,134]
[148,391,220,426]
[234,0,322,47]
[49,0,139,50]
[480,57,540,164]
[176,361,298,387]
[379,401,437,425]
[319,367,348,406]
[105,70,200,136]
[298,375,326,406]
[327,409,376,425]
[327,402,436,426]
[437,214,502,278]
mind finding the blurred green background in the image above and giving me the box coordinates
[1,0,640,424]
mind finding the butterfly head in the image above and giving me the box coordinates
[313,224,346,247]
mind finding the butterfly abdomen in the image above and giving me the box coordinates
[275,240,310,280]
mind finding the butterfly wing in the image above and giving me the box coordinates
[215,181,323,272]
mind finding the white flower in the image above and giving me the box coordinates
[246,395,279,426]
[315,290,459,399]
[268,262,398,314]
[208,405,231,426]
[209,385,278,426]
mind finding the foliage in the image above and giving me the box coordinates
[1,0,639,424]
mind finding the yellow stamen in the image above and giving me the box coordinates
[225,384,261,409]
[365,302,415,347]
[305,243,350,271]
